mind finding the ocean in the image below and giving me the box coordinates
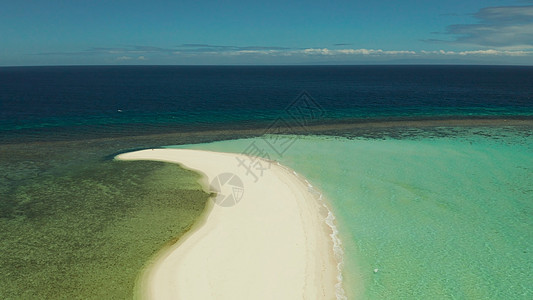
[1,65,532,298]
[1,65,532,143]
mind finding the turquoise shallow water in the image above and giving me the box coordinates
[170,128,532,299]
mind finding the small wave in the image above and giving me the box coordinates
[324,204,347,300]
[275,162,347,299]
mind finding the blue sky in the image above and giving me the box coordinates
[1,0,532,65]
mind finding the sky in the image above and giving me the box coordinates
[1,0,532,66]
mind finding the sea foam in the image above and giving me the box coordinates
[280,163,347,300]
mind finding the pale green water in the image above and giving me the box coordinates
[0,158,209,299]
[170,128,532,299]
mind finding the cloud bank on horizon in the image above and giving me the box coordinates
[1,1,532,65]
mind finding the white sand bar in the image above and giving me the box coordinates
[116,149,339,300]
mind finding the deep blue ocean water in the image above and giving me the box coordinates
[1,65,532,142]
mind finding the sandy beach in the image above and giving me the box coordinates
[116,148,340,299]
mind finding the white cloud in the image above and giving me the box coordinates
[302,48,332,55]
[234,50,279,55]
[457,49,532,56]
[147,46,533,60]
[421,49,532,56]
[299,48,417,56]
[421,50,457,55]
[204,47,533,58]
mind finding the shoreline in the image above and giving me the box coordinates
[116,149,343,299]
